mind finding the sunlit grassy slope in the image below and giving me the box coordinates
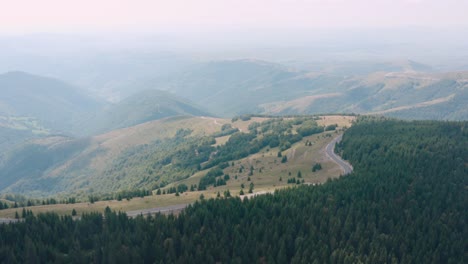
[0,115,355,217]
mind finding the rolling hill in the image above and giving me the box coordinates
[0,116,230,196]
[129,59,466,120]
[0,71,102,134]
[139,59,346,116]
[80,89,212,135]
[0,115,353,197]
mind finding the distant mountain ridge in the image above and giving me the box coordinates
[81,89,212,135]
[131,59,466,120]
[0,71,102,134]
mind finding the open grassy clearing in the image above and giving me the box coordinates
[0,115,354,218]
[0,192,219,218]
[171,131,343,194]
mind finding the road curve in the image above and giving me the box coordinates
[126,203,188,217]
[325,134,353,175]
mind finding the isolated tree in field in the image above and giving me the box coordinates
[312,163,322,172]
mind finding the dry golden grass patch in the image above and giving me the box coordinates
[316,115,355,128]
[213,135,231,147]
[230,117,271,132]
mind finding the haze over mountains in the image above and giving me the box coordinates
[0,71,102,133]
[0,31,467,197]
[1,57,467,133]
[0,1,466,262]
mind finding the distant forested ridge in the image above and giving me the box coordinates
[0,118,466,263]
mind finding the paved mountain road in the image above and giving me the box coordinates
[325,134,353,175]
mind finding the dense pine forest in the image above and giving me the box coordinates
[0,118,466,263]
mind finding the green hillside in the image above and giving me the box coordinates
[0,115,352,198]
[0,118,464,263]
[0,116,230,196]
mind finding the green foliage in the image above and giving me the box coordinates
[212,124,239,137]
[111,189,151,201]
[198,167,224,190]
[175,128,193,138]
[312,163,322,172]
[204,117,318,169]
[101,134,215,193]
[248,182,254,193]
[296,120,324,136]
[177,184,188,193]
[281,155,288,163]
[325,124,338,131]
[287,177,296,184]
[239,114,252,121]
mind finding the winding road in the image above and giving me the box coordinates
[325,134,353,175]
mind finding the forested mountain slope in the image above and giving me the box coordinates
[0,118,465,263]
[0,116,228,197]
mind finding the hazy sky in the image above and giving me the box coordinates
[1,0,468,35]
